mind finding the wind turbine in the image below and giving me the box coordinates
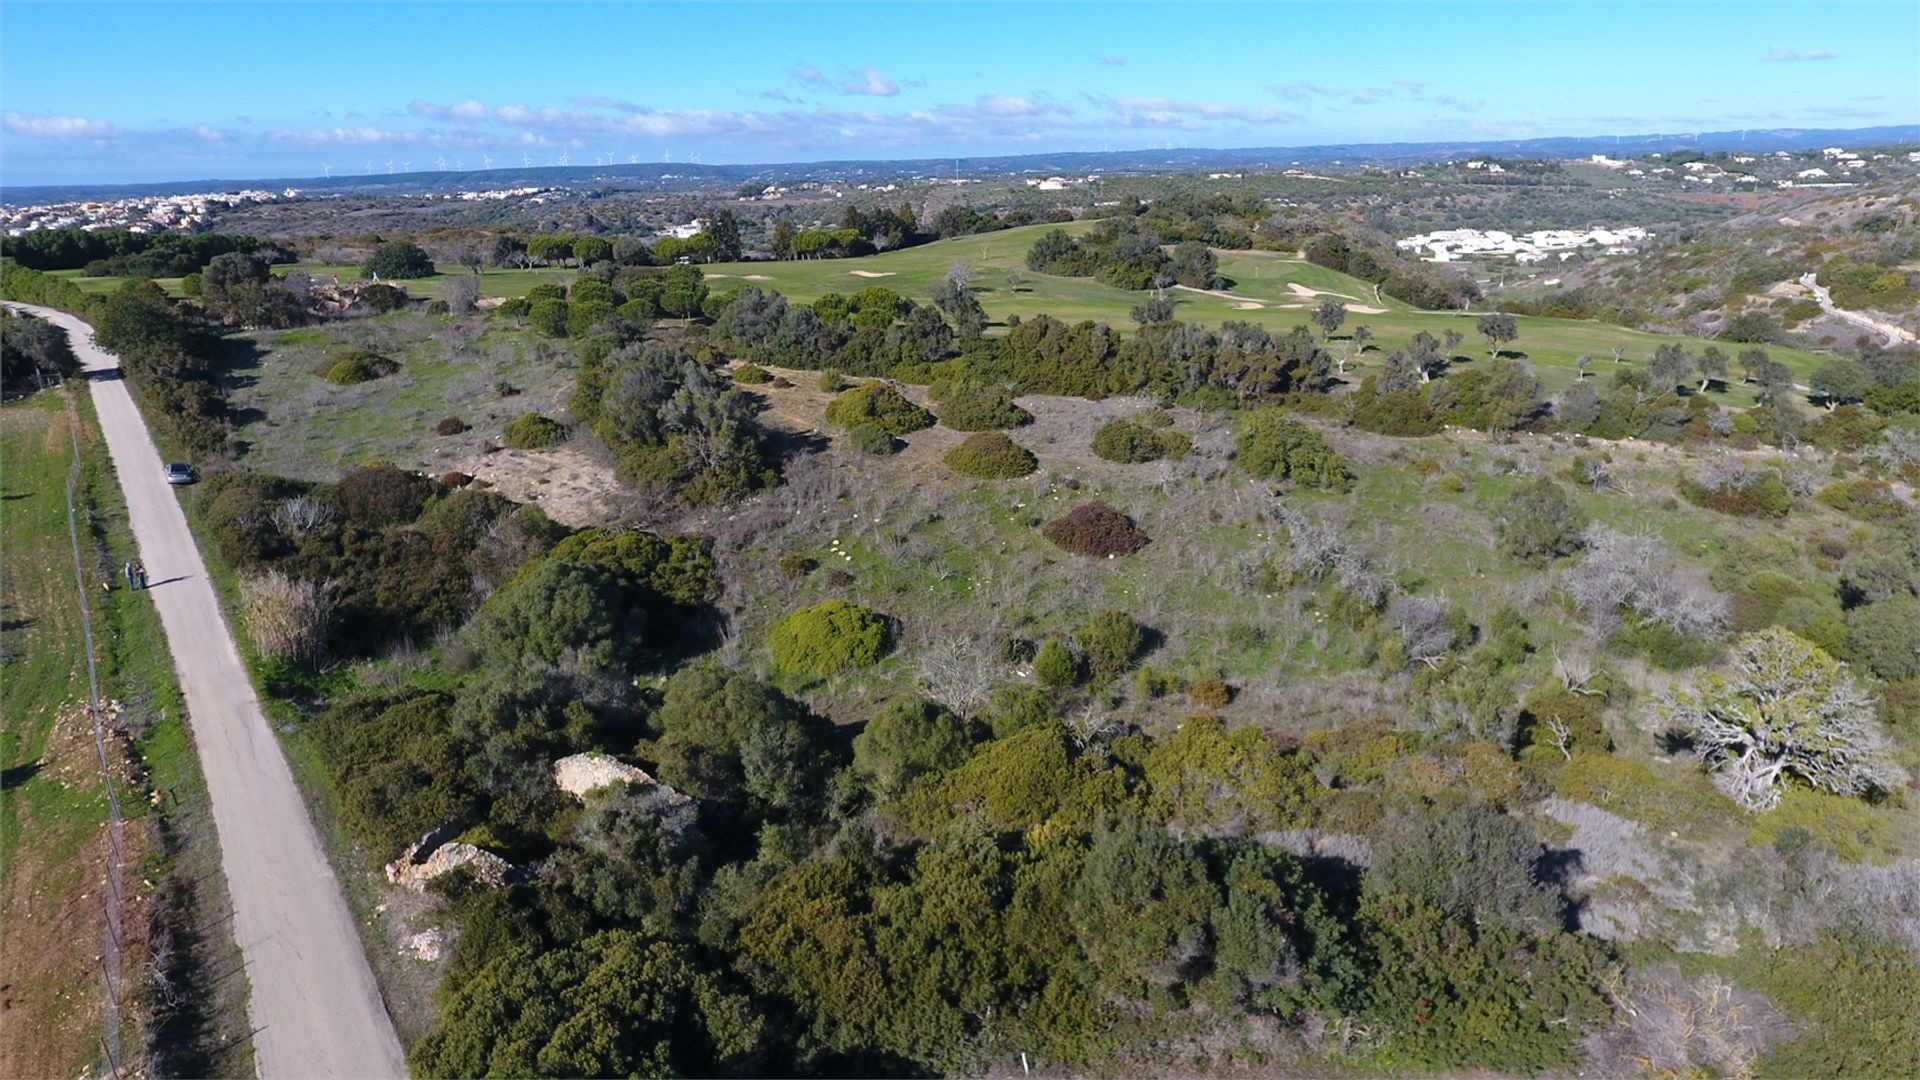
[321,162,331,178]
[628,152,637,164]
[365,160,373,174]
[482,154,493,169]
[521,151,531,167]
[402,160,412,173]
[436,155,448,170]
[558,151,570,166]
[455,157,464,170]
[386,158,395,174]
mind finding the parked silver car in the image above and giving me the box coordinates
[163,462,195,485]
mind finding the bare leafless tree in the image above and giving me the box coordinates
[916,636,998,719]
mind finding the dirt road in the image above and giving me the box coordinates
[1797,271,1917,347]
[7,304,406,1078]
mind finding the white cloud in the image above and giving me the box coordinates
[1092,95,1297,129]
[1764,48,1838,62]
[194,124,228,143]
[841,66,900,97]
[408,98,488,120]
[3,111,121,139]
[793,64,831,89]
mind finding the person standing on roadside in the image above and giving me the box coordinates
[124,560,137,591]
[132,560,147,591]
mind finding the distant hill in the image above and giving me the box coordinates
[6,123,1915,206]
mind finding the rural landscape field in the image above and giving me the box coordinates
[4,2,1919,1078]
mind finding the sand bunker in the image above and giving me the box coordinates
[1234,301,1264,309]
[847,270,896,278]
[743,274,771,281]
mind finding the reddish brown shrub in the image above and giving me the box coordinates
[1041,501,1150,557]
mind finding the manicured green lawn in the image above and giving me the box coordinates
[697,223,1830,407]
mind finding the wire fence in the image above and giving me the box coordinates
[61,394,125,1079]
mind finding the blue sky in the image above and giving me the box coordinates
[3,1,1916,185]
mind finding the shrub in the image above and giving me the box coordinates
[435,416,469,436]
[1494,478,1589,564]
[1041,501,1151,557]
[1845,594,1920,680]
[331,463,435,528]
[823,382,933,435]
[731,363,771,384]
[943,431,1037,479]
[364,241,435,279]
[846,423,900,456]
[852,698,972,797]
[1235,409,1349,489]
[1031,638,1081,688]
[767,600,888,676]
[1188,675,1231,709]
[817,369,845,392]
[240,570,334,662]
[1092,418,1191,463]
[502,412,567,450]
[438,471,472,488]
[777,553,816,579]
[1075,609,1146,682]
[315,345,397,385]
[1682,464,1791,518]
[1817,478,1910,523]
[930,381,1032,431]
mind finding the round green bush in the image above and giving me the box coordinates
[1235,409,1349,489]
[1092,418,1192,463]
[944,432,1038,479]
[767,599,889,676]
[824,382,933,436]
[930,381,1032,431]
[1032,638,1081,688]
[847,423,901,455]
[732,363,772,384]
[501,412,568,449]
[315,345,398,385]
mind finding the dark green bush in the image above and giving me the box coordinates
[315,345,398,385]
[929,380,1032,431]
[1494,478,1588,564]
[767,600,889,676]
[502,412,568,450]
[731,363,771,384]
[823,382,933,435]
[330,463,436,528]
[1092,418,1191,463]
[846,423,900,455]
[1032,638,1082,688]
[364,241,435,279]
[943,431,1038,479]
[1235,409,1349,489]
[1075,610,1147,682]
[852,698,972,797]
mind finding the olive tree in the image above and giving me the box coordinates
[1658,627,1904,811]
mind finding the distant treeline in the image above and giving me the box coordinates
[2,227,288,278]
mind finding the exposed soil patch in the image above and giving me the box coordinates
[0,701,150,1080]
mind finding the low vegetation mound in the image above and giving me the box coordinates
[315,345,397,385]
[824,382,933,436]
[848,423,900,455]
[1042,501,1151,557]
[767,599,889,676]
[944,432,1038,479]
[731,363,771,384]
[502,412,568,450]
[1092,418,1191,463]
[1235,409,1350,489]
[929,380,1032,431]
